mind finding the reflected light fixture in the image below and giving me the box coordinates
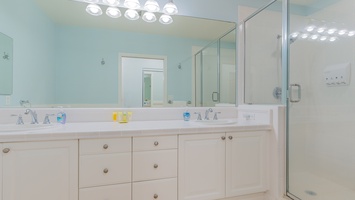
[338,29,347,36]
[124,9,140,20]
[310,34,319,40]
[86,4,103,16]
[144,0,160,12]
[103,0,119,6]
[106,7,121,18]
[85,0,99,3]
[329,37,337,42]
[143,12,157,22]
[290,32,299,38]
[305,25,316,32]
[124,0,141,9]
[319,36,328,41]
[317,27,326,33]
[348,31,355,37]
[163,0,178,15]
[159,14,173,24]
[300,33,309,39]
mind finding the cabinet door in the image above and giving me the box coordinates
[2,140,78,200]
[226,131,268,197]
[179,133,225,200]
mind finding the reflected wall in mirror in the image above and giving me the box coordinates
[0,0,236,108]
[0,32,13,95]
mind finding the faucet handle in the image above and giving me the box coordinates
[194,112,202,120]
[43,114,55,124]
[11,114,24,125]
[213,112,221,120]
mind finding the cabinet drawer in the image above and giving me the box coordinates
[132,178,177,200]
[80,138,131,155]
[79,183,131,200]
[133,149,177,181]
[133,135,177,151]
[80,153,131,188]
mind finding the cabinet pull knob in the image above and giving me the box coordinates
[103,144,109,149]
[154,141,159,146]
[103,168,109,174]
[3,148,10,153]
[221,136,226,140]
[228,136,233,140]
[154,194,158,199]
[154,164,159,169]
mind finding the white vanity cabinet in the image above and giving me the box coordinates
[132,135,178,200]
[1,140,78,200]
[179,131,269,200]
[79,137,131,200]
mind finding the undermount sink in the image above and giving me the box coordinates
[0,124,56,133]
[192,119,237,125]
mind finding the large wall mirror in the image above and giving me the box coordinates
[0,0,236,108]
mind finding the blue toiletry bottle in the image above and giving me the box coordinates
[57,107,67,124]
[183,110,191,121]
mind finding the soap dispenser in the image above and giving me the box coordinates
[57,107,67,124]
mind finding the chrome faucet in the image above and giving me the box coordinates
[25,109,38,124]
[204,108,213,120]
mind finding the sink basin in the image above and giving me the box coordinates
[192,119,237,126]
[0,124,56,133]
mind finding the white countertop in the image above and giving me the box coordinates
[0,119,271,142]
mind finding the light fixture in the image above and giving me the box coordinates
[348,31,355,37]
[310,34,319,40]
[143,12,157,22]
[329,37,338,42]
[86,4,103,16]
[159,14,173,24]
[163,0,178,15]
[338,29,347,36]
[300,33,309,39]
[144,0,160,12]
[125,9,140,20]
[305,25,316,32]
[124,0,141,9]
[317,27,326,33]
[106,7,121,18]
[103,0,119,6]
[319,36,328,41]
[290,32,299,38]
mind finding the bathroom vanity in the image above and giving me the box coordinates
[0,107,274,200]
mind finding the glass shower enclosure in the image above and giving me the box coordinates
[195,29,236,107]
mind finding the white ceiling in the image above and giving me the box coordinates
[33,0,235,41]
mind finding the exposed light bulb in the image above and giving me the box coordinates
[86,4,102,16]
[163,1,178,15]
[103,0,119,6]
[338,29,347,35]
[311,35,319,40]
[305,25,316,32]
[159,14,173,24]
[329,37,337,42]
[348,31,355,37]
[144,0,160,12]
[317,27,326,33]
[124,0,141,9]
[142,12,157,22]
[300,33,309,39]
[327,28,337,35]
[124,9,139,20]
[106,7,121,18]
[319,36,328,41]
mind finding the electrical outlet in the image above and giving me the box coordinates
[5,96,11,105]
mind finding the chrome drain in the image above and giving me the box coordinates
[305,190,317,196]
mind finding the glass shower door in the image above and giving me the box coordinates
[201,43,219,107]
[287,0,355,199]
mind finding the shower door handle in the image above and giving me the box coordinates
[289,84,301,103]
[212,92,219,102]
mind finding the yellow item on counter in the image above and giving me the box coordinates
[112,112,118,122]
[118,111,133,123]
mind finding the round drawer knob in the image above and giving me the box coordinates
[103,168,109,174]
[103,144,109,149]
[221,136,226,140]
[154,141,159,146]
[228,136,233,140]
[3,148,10,153]
[154,164,159,169]
[154,194,158,199]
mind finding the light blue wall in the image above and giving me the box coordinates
[54,25,211,104]
[0,0,56,106]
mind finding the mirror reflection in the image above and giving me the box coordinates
[0,0,236,108]
[0,32,13,95]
